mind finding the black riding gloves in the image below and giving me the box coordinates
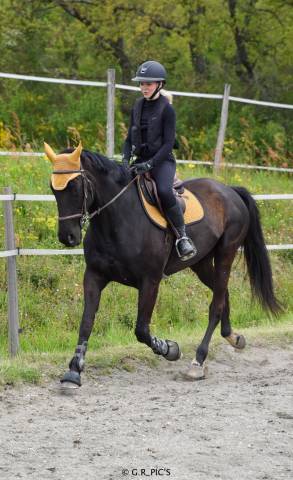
[122,154,130,167]
[131,161,153,175]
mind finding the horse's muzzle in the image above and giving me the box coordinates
[58,228,82,247]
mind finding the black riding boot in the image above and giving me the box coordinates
[165,203,197,261]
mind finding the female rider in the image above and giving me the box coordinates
[122,60,197,261]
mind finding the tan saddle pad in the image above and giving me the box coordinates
[137,176,204,229]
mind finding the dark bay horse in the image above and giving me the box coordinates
[44,142,281,387]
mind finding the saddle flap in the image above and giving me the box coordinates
[139,174,158,207]
[137,177,204,230]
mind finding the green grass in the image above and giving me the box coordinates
[1,321,293,387]
[0,155,292,383]
[0,358,41,386]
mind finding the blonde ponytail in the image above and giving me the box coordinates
[160,89,173,104]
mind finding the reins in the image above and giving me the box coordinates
[92,174,138,217]
[53,167,138,227]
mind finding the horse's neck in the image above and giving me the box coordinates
[91,173,138,224]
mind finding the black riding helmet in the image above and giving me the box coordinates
[132,61,167,82]
[132,61,166,99]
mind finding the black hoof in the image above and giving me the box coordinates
[60,370,81,387]
[163,340,181,361]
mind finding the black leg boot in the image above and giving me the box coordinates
[165,203,197,261]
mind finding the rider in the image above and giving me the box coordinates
[122,60,197,261]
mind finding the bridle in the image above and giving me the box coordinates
[52,167,137,228]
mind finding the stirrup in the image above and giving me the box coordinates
[175,236,197,261]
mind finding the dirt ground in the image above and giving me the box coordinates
[0,342,292,480]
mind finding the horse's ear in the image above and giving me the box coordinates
[44,142,56,164]
[69,142,82,166]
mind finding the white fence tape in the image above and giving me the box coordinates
[1,244,292,257]
[1,151,292,173]
[175,160,293,173]
[1,193,293,202]
[0,151,44,157]
[19,248,84,256]
[253,194,293,200]
[229,95,293,110]
[0,72,107,87]
[1,72,293,109]
[265,245,293,251]
[0,249,18,258]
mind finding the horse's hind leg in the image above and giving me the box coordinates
[60,267,108,387]
[186,249,237,379]
[192,258,245,349]
[221,290,246,349]
[135,278,181,361]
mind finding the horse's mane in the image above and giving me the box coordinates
[60,148,130,185]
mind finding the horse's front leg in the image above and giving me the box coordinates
[135,278,181,361]
[61,267,108,387]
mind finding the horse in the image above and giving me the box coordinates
[44,142,281,387]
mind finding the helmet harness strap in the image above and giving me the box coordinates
[149,81,164,100]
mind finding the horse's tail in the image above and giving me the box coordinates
[232,186,283,316]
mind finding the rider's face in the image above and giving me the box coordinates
[140,82,159,99]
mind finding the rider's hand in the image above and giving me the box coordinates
[121,155,130,167]
[131,161,153,175]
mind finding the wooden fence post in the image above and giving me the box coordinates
[214,83,231,173]
[3,186,19,356]
[106,68,115,158]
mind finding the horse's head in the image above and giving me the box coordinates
[45,142,86,247]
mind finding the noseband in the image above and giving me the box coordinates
[53,167,137,228]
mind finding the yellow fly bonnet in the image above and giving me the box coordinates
[44,142,82,190]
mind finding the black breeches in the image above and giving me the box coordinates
[150,161,177,210]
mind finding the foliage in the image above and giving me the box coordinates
[0,0,292,165]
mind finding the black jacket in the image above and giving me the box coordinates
[122,95,176,166]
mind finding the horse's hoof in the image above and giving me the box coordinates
[235,334,246,349]
[184,360,207,381]
[60,370,81,387]
[225,332,246,350]
[60,382,80,391]
[163,340,181,361]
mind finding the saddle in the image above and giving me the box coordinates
[139,173,185,212]
[137,173,204,229]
